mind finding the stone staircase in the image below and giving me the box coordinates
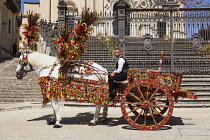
[0,58,42,103]
[0,57,210,108]
[176,75,210,108]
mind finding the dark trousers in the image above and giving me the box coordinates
[108,72,127,97]
[13,50,17,57]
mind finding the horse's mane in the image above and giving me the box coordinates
[28,52,58,68]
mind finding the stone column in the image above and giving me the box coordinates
[117,0,126,56]
[57,0,67,27]
[162,1,180,73]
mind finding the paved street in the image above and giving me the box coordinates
[0,103,210,140]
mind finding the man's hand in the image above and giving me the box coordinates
[110,72,116,76]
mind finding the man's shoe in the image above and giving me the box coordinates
[105,97,114,101]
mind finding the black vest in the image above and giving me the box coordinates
[116,56,129,73]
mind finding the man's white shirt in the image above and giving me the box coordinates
[114,57,125,73]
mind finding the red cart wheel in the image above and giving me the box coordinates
[121,79,174,130]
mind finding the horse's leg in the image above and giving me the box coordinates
[50,97,62,128]
[90,104,101,125]
[102,105,108,124]
[48,110,56,125]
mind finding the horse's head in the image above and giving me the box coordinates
[16,53,33,79]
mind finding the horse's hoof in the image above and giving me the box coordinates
[53,124,62,128]
[88,122,96,126]
[47,121,56,125]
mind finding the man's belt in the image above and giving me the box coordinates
[122,69,128,73]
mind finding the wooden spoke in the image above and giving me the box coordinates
[149,109,157,124]
[150,104,169,108]
[126,106,142,114]
[151,95,166,103]
[149,88,159,100]
[136,86,145,101]
[151,108,164,117]
[125,101,143,106]
[144,110,147,126]
[127,92,142,102]
[134,109,144,123]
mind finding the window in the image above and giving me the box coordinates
[157,22,166,38]
[8,19,11,34]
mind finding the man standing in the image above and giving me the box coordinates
[105,48,129,101]
[12,43,17,57]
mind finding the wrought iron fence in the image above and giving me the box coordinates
[39,0,210,74]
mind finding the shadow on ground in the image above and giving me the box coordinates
[27,112,189,131]
[0,56,14,63]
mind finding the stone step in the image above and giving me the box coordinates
[174,103,210,108]
[188,93,210,97]
[181,87,210,91]
[183,75,210,77]
[181,82,210,85]
[0,81,38,86]
[0,98,41,102]
[182,78,210,82]
[187,90,210,94]
[181,84,210,90]
[0,90,40,94]
[176,98,209,102]
[0,75,38,78]
[0,95,42,99]
[0,89,40,91]
[0,85,40,90]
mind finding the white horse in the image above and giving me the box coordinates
[16,52,109,128]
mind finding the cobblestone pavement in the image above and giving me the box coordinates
[0,104,210,140]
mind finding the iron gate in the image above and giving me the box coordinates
[40,0,210,74]
[79,0,210,74]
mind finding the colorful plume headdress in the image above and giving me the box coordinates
[22,11,40,51]
[53,8,99,62]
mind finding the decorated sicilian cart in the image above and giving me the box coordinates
[38,60,197,130]
[35,9,197,130]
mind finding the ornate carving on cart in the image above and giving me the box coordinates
[191,33,204,51]
[143,34,153,51]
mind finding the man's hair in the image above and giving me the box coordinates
[115,48,121,52]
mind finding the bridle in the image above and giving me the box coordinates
[16,53,33,79]
[19,53,34,71]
